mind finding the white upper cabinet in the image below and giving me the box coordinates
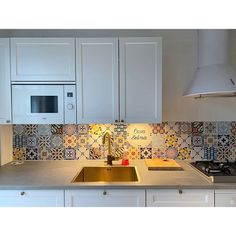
[76,38,119,123]
[0,38,11,124]
[119,37,162,123]
[10,38,75,82]
[7,37,162,124]
[76,37,162,124]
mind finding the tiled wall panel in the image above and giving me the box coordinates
[12,122,236,161]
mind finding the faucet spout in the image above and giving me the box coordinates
[102,132,114,165]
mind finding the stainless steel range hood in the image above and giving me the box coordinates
[183,29,236,98]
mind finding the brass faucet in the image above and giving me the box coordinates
[102,131,115,165]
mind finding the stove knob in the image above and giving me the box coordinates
[219,163,225,169]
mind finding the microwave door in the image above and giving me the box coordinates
[31,96,58,114]
[12,85,64,124]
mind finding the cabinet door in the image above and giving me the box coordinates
[65,189,145,207]
[146,189,214,207]
[0,190,64,207]
[11,38,75,82]
[215,189,236,207]
[76,38,119,124]
[0,38,11,124]
[119,37,162,123]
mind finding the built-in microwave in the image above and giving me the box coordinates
[12,84,76,124]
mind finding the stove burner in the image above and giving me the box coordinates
[190,160,236,183]
[191,161,233,176]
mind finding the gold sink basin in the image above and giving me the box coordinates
[72,166,139,182]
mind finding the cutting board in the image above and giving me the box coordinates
[145,158,183,171]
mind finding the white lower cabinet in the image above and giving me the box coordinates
[65,189,145,207]
[3,188,236,207]
[0,190,64,207]
[215,189,236,207]
[146,189,214,207]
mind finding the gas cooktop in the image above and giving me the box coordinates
[190,161,236,183]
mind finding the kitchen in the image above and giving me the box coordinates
[1,29,236,207]
[1,1,236,234]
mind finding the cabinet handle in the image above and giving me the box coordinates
[115,120,118,123]
[103,191,107,196]
[6,120,10,123]
[230,198,236,205]
[20,191,26,196]
[121,119,124,123]
[179,189,183,194]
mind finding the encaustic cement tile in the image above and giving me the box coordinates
[24,125,38,136]
[191,122,204,134]
[51,124,63,135]
[13,147,26,160]
[64,148,76,160]
[64,124,77,136]
[191,147,204,161]
[217,122,231,135]
[64,135,77,148]
[77,124,89,135]
[26,148,39,160]
[140,147,152,159]
[126,147,140,160]
[178,147,191,160]
[204,122,217,134]
[51,135,63,147]
[51,148,64,160]
[76,148,89,160]
[175,122,192,135]
[39,147,52,160]
[37,125,51,136]
[12,122,236,161]
[38,135,51,148]
[204,135,218,147]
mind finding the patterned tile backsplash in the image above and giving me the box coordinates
[12,122,236,161]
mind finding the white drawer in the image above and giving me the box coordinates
[0,190,64,207]
[146,189,214,207]
[215,190,236,207]
[65,189,145,207]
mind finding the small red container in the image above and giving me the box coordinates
[122,158,129,166]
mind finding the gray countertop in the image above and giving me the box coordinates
[0,160,235,190]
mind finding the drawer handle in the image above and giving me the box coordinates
[20,191,26,196]
[230,198,236,205]
[179,189,183,194]
[103,191,107,196]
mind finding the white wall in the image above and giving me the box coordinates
[1,29,236,121]
[0,125,12,165]
[163,29,236,121]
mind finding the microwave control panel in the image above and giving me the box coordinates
[64,85,76,123]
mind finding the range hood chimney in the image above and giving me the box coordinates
[184,29,236,98]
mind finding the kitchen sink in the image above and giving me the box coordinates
[72,166,139,182]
